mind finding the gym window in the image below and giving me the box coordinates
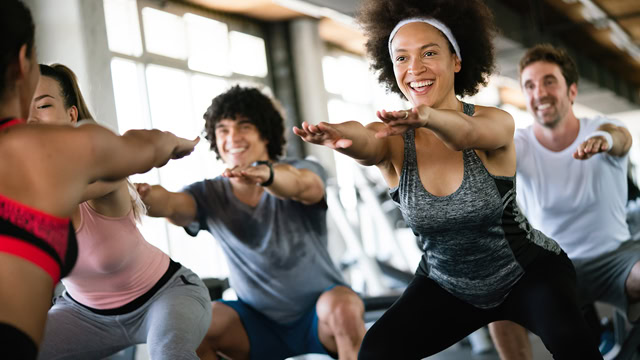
[103,0,271,281]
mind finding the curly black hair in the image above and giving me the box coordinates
[203,85,286,161]
[519,44,579,87]
[357,0,497,98]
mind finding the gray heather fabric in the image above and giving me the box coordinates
[37,266,211,360]
[184,159,346,323]
[573,240,640,322]
[389,102,560,309]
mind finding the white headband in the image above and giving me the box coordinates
[388,17,461,61]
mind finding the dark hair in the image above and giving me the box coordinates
[357,0,497,98]
[0,0,35,98]
[203,85,286,161]
[519,44,579,87]
[40,64,94,120]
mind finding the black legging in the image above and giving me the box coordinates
[0,322,37,360]
[358,250,603,359]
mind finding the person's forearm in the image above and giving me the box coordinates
[78,125,174,182]
[142,185,196,227]
[422,108,475,150]
[80,180,124,202]
[264,164,323,204]
[598,124,632,157]
[421,107,512,151]
[331,121,386,165]
[121,129,178,170]
[143,185,174,218]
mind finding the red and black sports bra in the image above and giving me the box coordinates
[0,117,24,130]
[0,118,77,283]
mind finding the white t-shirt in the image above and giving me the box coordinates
[515,116,630,259]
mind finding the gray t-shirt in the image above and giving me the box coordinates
[183,159,346,323]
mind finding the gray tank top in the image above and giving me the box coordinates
[389,102,560,309]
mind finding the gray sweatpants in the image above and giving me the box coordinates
[37,266,212,360]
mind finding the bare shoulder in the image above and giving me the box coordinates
[0,125,79,161]
[2,125,104,183]
[0,127,90,215]
[35,124,113,160]
[7,123,100,147]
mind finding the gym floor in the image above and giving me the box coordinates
[284,333,552,360]
[427,333,552,360]
[129,332,555,359]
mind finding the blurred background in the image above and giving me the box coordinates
[24,0,640,358]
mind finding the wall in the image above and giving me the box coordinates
[23,0,118,131]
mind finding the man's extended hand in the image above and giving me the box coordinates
[573,135,609,160]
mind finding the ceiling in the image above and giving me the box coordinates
[490,0,640,113]
[184,0,302,20]
[182,0,640,113]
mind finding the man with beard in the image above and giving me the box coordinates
[488,44,636,359]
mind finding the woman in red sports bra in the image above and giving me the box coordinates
[0,1,199,358]
[28,63,212,360]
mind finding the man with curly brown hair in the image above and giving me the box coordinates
[137,86,365,360]
[294,0,602,359]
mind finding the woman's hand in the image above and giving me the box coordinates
[171,136,200,159]
[292,121,353,149]
[374,106,430,138]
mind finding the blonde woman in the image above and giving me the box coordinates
[0,2,198,359]
[29,64,212,360]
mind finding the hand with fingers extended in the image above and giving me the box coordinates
[171,136,200,160]
[374,106,429,138]
[222,163,271,185]
[573,135,610,160]
[292,121,353,149]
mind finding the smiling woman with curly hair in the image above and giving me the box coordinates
[358,0,496,99]
[294,0,602,358]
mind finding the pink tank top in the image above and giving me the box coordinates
[62,202,170,309]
